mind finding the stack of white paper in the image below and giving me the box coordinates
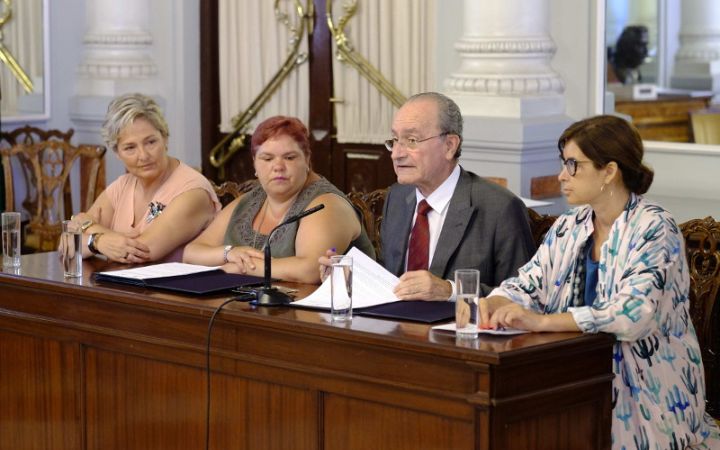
[96,262,220,280]
[293,247,400,309]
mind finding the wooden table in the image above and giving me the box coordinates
[615,94,712,142]
[0,253,614,449]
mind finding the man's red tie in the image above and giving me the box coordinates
[407,200,432,271]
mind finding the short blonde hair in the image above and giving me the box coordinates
[101,93,169,152]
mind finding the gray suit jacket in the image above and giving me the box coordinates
[381,167,536,296]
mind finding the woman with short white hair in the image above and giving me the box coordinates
[68,93,220,263]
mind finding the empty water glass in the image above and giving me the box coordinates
[2,212,21,268]
[330,255,353,321]
[61,220,83,277]
[455,269,480,339]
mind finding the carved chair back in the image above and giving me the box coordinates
[1,126,75,215]
[680,216,720,418]
[346,189,387,260]
[1,133,106,251]
[211,179,258,207]
[527,208,557,248]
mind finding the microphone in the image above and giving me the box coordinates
[252,203,325,306]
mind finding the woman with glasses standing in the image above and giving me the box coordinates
[479,115,720,449]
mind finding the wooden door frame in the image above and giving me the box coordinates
[198,0,394,191]
[199,0,221,182]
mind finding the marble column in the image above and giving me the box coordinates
[70,0,161,181]
[671,0,720,91]
[444,0,570,206]
[76,0,158,96]
[445,0,564,118]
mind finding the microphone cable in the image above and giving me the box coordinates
[205,297,239,450]
[203,204,324,448]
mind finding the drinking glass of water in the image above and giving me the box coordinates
[330,255,353,321]
[61,220,83,277]
[2,212,21,268]
[455,269,480,339]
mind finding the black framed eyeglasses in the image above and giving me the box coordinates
[384,132,449,151]
[560,157,593,176]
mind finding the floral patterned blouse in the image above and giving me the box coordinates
[490,194,720,449]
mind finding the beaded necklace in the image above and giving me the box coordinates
[250,199,291,250]
[251,199,271,250]
[571,238,590,307]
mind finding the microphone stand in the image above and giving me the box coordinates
[252,204,325,306]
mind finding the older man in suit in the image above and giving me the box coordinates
[383,92,535,300]
[321,92,535,300]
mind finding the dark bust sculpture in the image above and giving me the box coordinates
[610,25,650,84]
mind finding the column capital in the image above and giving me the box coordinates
[454,37,556,56]
[671,0,720,90]
[75,0,158,95]
[444,0,565,117]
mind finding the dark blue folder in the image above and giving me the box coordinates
[94,269,264,295]
[356,300,455,323]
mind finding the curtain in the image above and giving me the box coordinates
[332,0,436,143]
[218,0,309,133]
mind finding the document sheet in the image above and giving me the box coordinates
[431,322,529,336]
[293,247,400,309]
[96,262,220,280]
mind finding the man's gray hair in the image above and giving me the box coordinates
[101,93,169,152]
[405,92,464,158]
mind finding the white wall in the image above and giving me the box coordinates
[550,0,604,119]
[150,0,202,171]
[2,0,201,180]
[433,1,464,92]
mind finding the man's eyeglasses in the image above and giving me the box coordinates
[384,132,448,151]
[560,157,593,176]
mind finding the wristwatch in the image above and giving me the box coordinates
[223,245,233,263]
[88,233,104,255]
[80,219,94,232]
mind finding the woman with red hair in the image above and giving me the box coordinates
[184,116,374,283]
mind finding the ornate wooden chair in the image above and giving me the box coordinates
[346,188,387,260]
[1,128,106,251]
[1,126,75,216]
[211,179,258,206]
[527,208,557,248]
[680,216,720,419]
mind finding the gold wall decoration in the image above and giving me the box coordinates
[326,0,406,108]
[0,0,34,93]
[209,0,313,175]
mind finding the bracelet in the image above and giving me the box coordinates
[88,233,104,255]
[80,219,94,232]
[223,245,233,263]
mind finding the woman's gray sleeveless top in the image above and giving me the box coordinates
[223,178,375,259]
